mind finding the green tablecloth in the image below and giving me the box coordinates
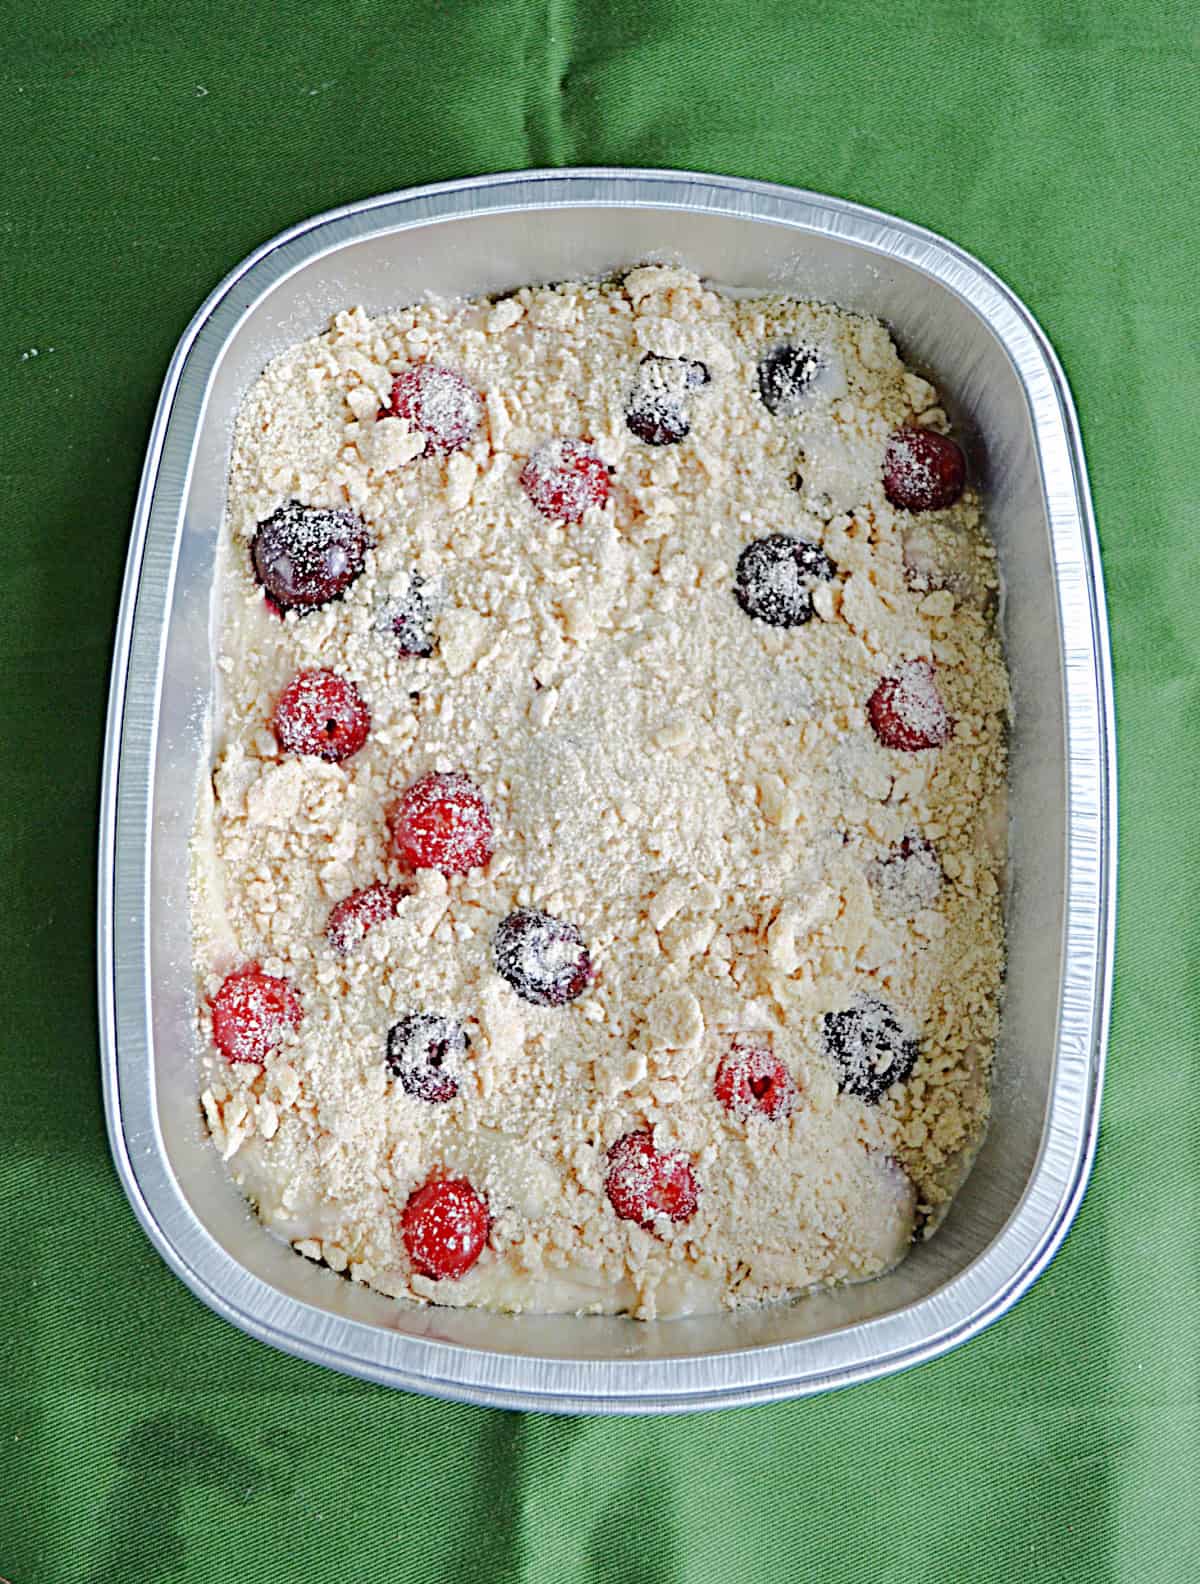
[2,1,1195,1578]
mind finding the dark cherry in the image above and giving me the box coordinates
[492,908,593,1007]
[734,534,837,627]
[868,836,942,917]
[379,577,435,658]
[250,502,370,613]
[625,353,710,446]
[757,344,824,415]
[386,1013,468,1104]
[883,426,967,512]
[823,996,919,1103]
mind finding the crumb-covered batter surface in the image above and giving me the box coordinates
[191,266,1008,1319]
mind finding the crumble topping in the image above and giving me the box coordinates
[191,267,1008,1319]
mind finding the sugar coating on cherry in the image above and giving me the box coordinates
[388,771,494,875]
[379,365,482,454]
[273,669,371,763]
[714,1036,798,1121]
[868,660,953,752]
[326,882,411,955]
[520,440,610,522]
[401,1176,489,1280]
[492,909,593,1007]
[604,1130,699,1228]
[250,502,370,612]
[210,967,302,1065]
[883,426,966,512]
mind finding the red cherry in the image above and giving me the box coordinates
[868,660,953,752]
[520,440,610,523]
[883,426,966,513]
[210,967,302,1065]
[714,1036,797,1121]
[604,1131,699,1228]
[325,882,411,956]
[273,669,370,763]
[387,771,494,875]
[379,365,481,454]
[402,1177,489,1280]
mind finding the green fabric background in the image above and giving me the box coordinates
[1,1,1196,1578]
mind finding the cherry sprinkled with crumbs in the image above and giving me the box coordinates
[868,836,942,918]
[883,426,966,513]
[402,1177,489,1280]
[379,365,482,454]
[823,995,919,1104]
[605,1131,699,1228]
[734,534,837,628]
[273,669,371,762]
[377,577,435,658]
[714,1036,798,1121]
[386,1013,468,1104]
[625,353,710,446]
[520,439,610,523]
[388,771,494,874]
[868,660,952,752]
[326,882,411,956]
[493,908,593,1007]
[756,343,825,415]
[210,967,301,1065]
[250,502,370,612]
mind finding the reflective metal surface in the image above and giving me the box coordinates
[98,170,1115,1412]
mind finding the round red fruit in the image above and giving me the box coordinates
[379,365,481,454]
[883,426,966,513]
[210,967,302,1065]
[604,1130,699,1228]
[520,440,610,523]
[401,1176,489,1280]
[326,882,411,956]
[868,660,953,752]
[714,1037,797,1121]
[273,669,370,763]
[388,771,494,875]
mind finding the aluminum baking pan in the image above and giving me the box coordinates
[98,169,1114,1413]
